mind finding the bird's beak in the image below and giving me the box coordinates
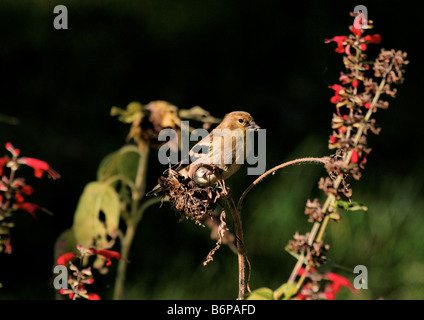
[247,121,260,131]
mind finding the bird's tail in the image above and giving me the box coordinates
[146,184,163,197]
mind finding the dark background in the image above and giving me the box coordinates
[0,0,423,299]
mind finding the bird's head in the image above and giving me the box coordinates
[220,111,260,132]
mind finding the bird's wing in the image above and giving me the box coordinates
[162,131,214,175]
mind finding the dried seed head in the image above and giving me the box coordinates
[157,166,227,223]
[304,199,324,223]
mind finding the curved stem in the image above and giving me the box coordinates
[237,157,328,212]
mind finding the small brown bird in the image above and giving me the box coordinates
[147,111,260,196]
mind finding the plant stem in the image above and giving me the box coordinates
[227,195,247,300]
[113,221,136,300]
[289,72,390,290]
[113,141,150,300]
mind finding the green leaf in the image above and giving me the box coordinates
[97,145,140,183]
[72,182,121,248]
[335,200,368,212]
[110,102,143,123]
[178,106,221,124]
[246,287,274,300]
[273,282,298,300]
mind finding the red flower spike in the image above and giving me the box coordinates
[18,157,61,180]
[16,202,41,219]
[364,34,382,44]
[88,293,101,300]
[350,149,359,163]
[57,252,76,266]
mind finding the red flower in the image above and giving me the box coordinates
[364,102,371,109]
[0,157,9,176]
[14,193,25,203]
[326,272,358,294]
[57,252,76,266]
[360,43,367,51]
[329,84,344,104]
[16,202,41,219]
[352,79,359,88]
[330,136,339,144]
[325,36,347,53]
[18,157,61,180]
[88,293,101,300]
[330,94,342,104]
[295,293,307,300]
[5,142,20,157]
[20,185,34,195]
[338,127,347,134]
[363,34,381,44]
[329,84,344,93]
[349,25,362,36]
[325,291,336,300]
[350,149,359,163]
[94,249,123,266]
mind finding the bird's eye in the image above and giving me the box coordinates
[238,119,244,123]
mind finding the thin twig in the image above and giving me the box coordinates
[237,157,328,212]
